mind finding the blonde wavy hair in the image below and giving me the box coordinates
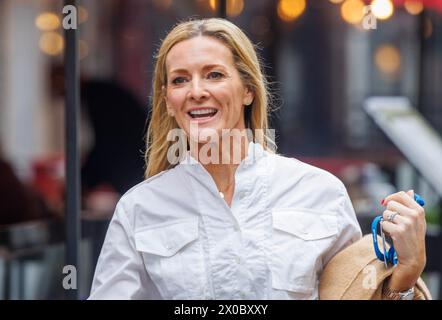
[144,18,275,178]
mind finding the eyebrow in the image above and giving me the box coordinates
[169,64,227,74]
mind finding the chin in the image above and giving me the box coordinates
[186,124,220,142]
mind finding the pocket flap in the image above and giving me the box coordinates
[134,218,199,257]
[272,208,337,240]
[272,276,315,294]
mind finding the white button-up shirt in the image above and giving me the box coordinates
[89,141,362,300]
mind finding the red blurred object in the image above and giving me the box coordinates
[296,157,368,176]
[31,154,65,213]
[392,0,442,13]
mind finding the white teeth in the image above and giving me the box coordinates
[189,108,217,116]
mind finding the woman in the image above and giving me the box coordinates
[89,18,426,299]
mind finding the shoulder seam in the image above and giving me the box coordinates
[121,168,171,199]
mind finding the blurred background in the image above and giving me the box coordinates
[0,0,441,299]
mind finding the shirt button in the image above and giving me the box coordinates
[240,292,246,299]
[235,256,241,264]
[233,225,240,232]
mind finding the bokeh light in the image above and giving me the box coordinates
[152,0,172,11]
[209,0,218,11]
[39,32,64,56]
[375,44,401,76]
[79,40,89,60]
[226,0,244,17]
[340,0,365,24]
[277,0,307,22]
[424,17,433,38]
[35,12,60,31]
[78,6,89,24]
[208,0,244,16]
[404,0,424,15]
[371,0,394,20]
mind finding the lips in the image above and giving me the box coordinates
[186,107,219,123]
[188,108,218,119]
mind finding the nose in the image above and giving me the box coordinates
[188,78,208,101]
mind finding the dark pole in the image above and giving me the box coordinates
[417,10,442,300]
[64,0,81,300]
[417,10,426,114]
[219,0,226,19]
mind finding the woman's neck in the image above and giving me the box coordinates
[192,135,249,201]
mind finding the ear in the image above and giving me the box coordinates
[166,102,175,117]
[162,85,167,97]
[243,86,254,106]
[162,85,174,116]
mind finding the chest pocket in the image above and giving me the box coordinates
[270,208,338,297]
[134,217,206,299]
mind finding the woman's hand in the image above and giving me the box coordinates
[381,190,427,291]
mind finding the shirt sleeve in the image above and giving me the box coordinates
[88,201,160,299]
[322,182,363,267]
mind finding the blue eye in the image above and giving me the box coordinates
[171,77,187,85]
[207,72,224,79]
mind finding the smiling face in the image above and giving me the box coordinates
[164,36,254,144]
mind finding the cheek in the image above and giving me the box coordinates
[215,85,243,110]
[166,91,186,110]
[229,89,247,116]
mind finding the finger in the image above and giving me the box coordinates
[386,200,417,219]
[382,209,406,225]
[389,200,426,229]
[381,220,403,240]
[383,190,421,211]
